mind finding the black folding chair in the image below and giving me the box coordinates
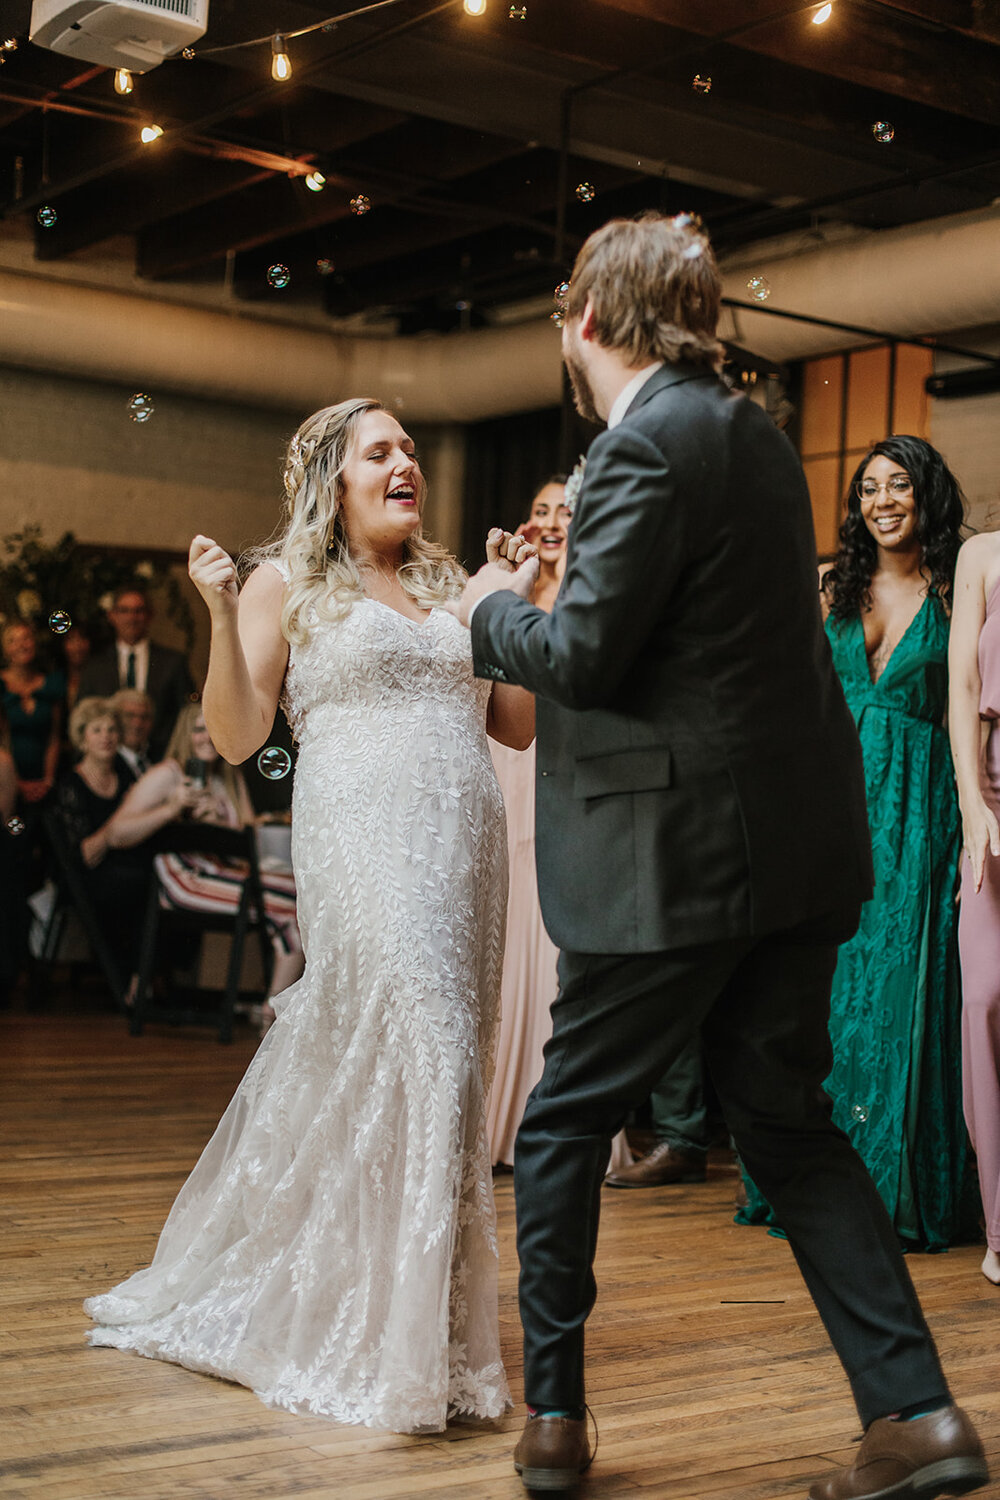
[37,809,127,1011]
[131,822,274,1044]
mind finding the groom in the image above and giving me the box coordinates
[456,213,987,1498]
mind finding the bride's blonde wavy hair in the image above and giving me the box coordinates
[245,397,466,645]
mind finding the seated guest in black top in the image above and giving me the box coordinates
[54,696,151,984]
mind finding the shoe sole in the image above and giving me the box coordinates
[605,1173,706,1189]
[514,1461,589,1491]
[819,1457,990,1500]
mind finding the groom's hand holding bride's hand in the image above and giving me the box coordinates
[449,529,540,628]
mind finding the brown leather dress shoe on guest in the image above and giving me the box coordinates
[808,1406,988,1500]
[514,1415,594,1492]
[605,1141,706,1188]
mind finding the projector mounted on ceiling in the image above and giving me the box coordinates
[29,0,209,74]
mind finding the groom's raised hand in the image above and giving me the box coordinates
[449,529,539,628]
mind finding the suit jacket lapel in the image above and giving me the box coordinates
[623,361,717,420]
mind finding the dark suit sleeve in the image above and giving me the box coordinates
[472,423,684,710]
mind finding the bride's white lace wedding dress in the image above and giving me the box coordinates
[85,587,512,1433]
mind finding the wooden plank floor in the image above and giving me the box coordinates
[2,1006,999,1500]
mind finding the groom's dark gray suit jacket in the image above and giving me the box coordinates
[471,362,873,956]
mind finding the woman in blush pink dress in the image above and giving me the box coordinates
[488,479,569,1166]
[949,528,1000,1285]
[487,477,632,1172]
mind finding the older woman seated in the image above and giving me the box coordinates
[53,696,152,990]
[105,702,303,1027]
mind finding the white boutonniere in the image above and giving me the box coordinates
[563,455,587,517]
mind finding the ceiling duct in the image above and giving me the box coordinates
[29,0,209,73]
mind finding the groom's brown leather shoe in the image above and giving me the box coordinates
[605,1141,706,1187]
[514,1415,593,1492]
[808,1406,988,1500]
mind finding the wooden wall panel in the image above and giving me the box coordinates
[800,356,844,458]
[892,345,933,437]
[845,345,891,452]
[803,455,844,557]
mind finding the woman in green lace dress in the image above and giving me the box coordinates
[738,435,968,1249]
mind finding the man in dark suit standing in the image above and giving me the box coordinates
[78,586,193,759]
[455,214,986,1499]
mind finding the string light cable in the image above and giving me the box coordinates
[191,0,472,60]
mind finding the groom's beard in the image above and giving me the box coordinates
[564,349,601,426]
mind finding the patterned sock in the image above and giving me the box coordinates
[888,1399,951,1423]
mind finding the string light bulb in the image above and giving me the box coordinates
[271,34,292,81]
[114,68,133,95]
[140,124,164,143]
[811,3,833,21]
[305,170,326,192]
[463,0,487,14]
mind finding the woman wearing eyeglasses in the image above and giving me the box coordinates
[739,434,968,1250]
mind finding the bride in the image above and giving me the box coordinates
[84,397,535,1433]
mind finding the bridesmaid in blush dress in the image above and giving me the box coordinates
[488,479,569,1168]
[949,529,1000,1285]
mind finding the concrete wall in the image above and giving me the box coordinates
[0,364,466,680]
[928,328,1000,534]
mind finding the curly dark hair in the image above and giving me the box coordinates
[821,435,966,622]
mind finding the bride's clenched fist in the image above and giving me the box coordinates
[189,535,238,615]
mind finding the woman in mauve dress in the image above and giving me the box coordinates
[949,527,1000,1285]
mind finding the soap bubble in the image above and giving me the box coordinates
[575,182,596,203]
[267,263,290,289]
[36,206,57,229]
[182,46,195,59]
[48,609,71,635]
[316,257,335,275]
[550,311,565,328]
[851,1103,869,1123]
[127,392,154,422]
[257,746,292,780]
[509,3,527,15]
[350,194,371,215]
[746,275,771,303]
[5,816,25,837]
[692,74,712,93]
[872,120,894,144]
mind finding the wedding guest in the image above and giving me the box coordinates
[110,689,155,781]
[78,586,193,758]
[739,435,967,1250]
[949,527,1000,1285]
[488,478,570,1168]
[1,620,64,804]
[105,701,304,1021]
[53,697,150,982]
[60,623,93,713]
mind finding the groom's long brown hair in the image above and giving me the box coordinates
[565,212,725,373]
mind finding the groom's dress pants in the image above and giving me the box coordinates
[514,906,949,1427]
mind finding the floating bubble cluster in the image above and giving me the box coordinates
[692,74,712,93]
[127,392,154,423]
[851,1103,869,1123]
[5,816,25,837]
[48,610,71,635]
[575,182,596,203]
[36,206,57,229]
[267,263,290,289]
[509,4,527,16]
[872,120,894,143]
[316,258,335,276]
[350,194,372,215]
[258,746,292,780]
[182,46,196,59]
[746,275,771,303]
[551,280,570,328]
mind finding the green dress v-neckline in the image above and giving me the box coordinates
[853,591,931,689]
